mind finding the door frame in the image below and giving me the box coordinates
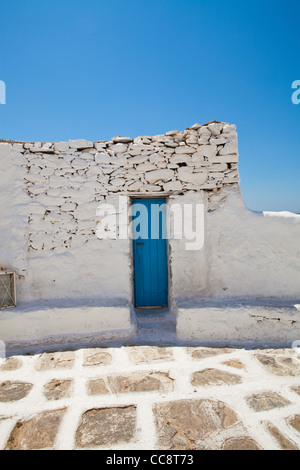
[130,196,170,309]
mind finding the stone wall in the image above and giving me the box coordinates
[1,121,300,346]
[1,121,239,255]
[0,121,299,309]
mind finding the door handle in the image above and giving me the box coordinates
[137,243,144,245]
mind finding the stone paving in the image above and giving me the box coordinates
[0,345,299,450]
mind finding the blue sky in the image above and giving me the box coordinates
[0,0,299,212]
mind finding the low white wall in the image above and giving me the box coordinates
[175,299,300,343]
[168,187,300,302]
[206,188,300,298]
[0,301,136,350]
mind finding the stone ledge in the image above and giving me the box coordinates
[174,298,300,343]
[0,299,137,352]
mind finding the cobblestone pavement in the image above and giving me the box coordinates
[0,344,300,450]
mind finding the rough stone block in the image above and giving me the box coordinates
[153,399,239,450]
[5,409,66,450]
[83,349,112,367]
[75,406,137,448]
[0,381,33,402]
[43,379,73,401]
[107,371,174,394]
[86,378,109,396]
[35,352,75,371]
[145,169,174,184]
[110,143,128,153]
[246,392,291,412]
[191,369,242,387]
[198,145,217,158]
[127,346,174,364]
[219,141,238,155]
[222,437,261,450]
[208,123,223,135]
[175,146,196,154]
[264,422,298,450]
[112,136,133,144]
[69,140,93,149]
[54,142,70,152]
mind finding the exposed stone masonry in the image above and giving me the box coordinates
[0,121,239,253]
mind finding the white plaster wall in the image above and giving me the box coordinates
[0,144,133,304]
[0,122,241,305]
[168,187,300,302]
[168,191,209,302]
[206,187,300,298]
[0,303,135,347]
[0,121,299,310]
[176,300,300,342]
[0,144,28,279]
[23,238,132,302]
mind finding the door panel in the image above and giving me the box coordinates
[132,199,168,307]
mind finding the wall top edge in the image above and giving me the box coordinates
[0,121,236,146]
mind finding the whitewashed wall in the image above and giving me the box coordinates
[0,121,299,309]
[207,188,300,298]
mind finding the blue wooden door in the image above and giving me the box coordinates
[132,198,168,307]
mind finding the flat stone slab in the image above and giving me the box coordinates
[246,391,291,412]
[264,422,299,450]
[187,347,232,360]
[35,352,75,371]
[0,381,33,402]
[153,399,240,450]
[43,379,73,401]
[287,415,300,433]
[222,437,261,450]
[86,378,109,396]
[126,346,173,364]
[75,406,137,448]
[221,359,245,369]
[5,409,66,450]
[191,369,242,387]
[0,357,23,371]
[83,349,112,367]
[107,371,174,394]
[254,351,300,376]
